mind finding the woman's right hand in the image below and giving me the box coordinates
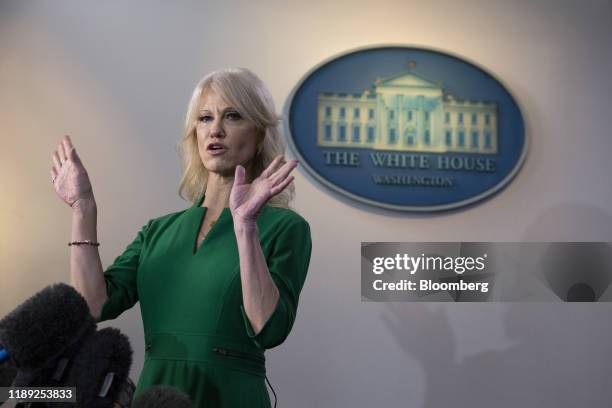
[50,135,95,209]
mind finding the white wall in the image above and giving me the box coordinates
[1,0,611,406]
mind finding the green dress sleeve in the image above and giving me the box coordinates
[239,216,312,350]
[98,220,152,322]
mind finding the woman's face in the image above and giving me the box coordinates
[196,87,260,178]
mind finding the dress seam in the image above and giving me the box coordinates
[144,357,266,377]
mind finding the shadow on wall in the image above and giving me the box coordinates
[525,202,612,301]
[382,301,612,408]
[380,202,612,407]
[523,202,612,242]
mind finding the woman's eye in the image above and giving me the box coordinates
[226,112,242,121]
[198,115,213,123]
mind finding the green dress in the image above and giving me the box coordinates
[98,193,312,407]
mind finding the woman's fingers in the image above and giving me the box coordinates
[270,175,294,196]
[64,135,74,150]
[52,135,74,169]
[61,135,75,163]
[69,145,83,166]
[53,151,62,170]
[269,159,298,185]
[59,140,68,162]
[260,155,283,178]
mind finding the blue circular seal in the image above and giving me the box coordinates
[284,45,527,211]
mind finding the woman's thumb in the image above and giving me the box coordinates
[69,146,81,164]
[234,164,245,185]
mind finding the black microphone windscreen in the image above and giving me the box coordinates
[132,385,193,408]
[0,360,17,387]
[63,327,133,408]
[0,283,95,370]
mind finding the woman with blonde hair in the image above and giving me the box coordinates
[50,67,312,407]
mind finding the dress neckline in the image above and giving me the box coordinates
[193,192,230,210]
[191,192,231,255]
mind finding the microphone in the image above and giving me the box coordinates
[0,283,134,408]
[132,385,193,408]
[0,354,17,388]
[63,327,133,408]
[0,283,96,388]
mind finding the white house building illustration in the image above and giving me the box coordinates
[317,68,498,154]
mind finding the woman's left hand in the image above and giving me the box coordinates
[230,155,297,226]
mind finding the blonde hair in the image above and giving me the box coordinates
[177,67,294,208]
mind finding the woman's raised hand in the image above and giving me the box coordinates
[230,155,297,225]
[50,135,95,209]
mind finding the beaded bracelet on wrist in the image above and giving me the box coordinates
[68,240,100,247]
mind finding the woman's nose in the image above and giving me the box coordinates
[210,118,225,138]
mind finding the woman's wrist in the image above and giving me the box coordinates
[72,197,97,215]
[71,198,98,246]
[233,220,258,234]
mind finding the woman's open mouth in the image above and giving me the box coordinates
[207,143,227,155]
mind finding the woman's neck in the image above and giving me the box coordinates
[202,172,233,210]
